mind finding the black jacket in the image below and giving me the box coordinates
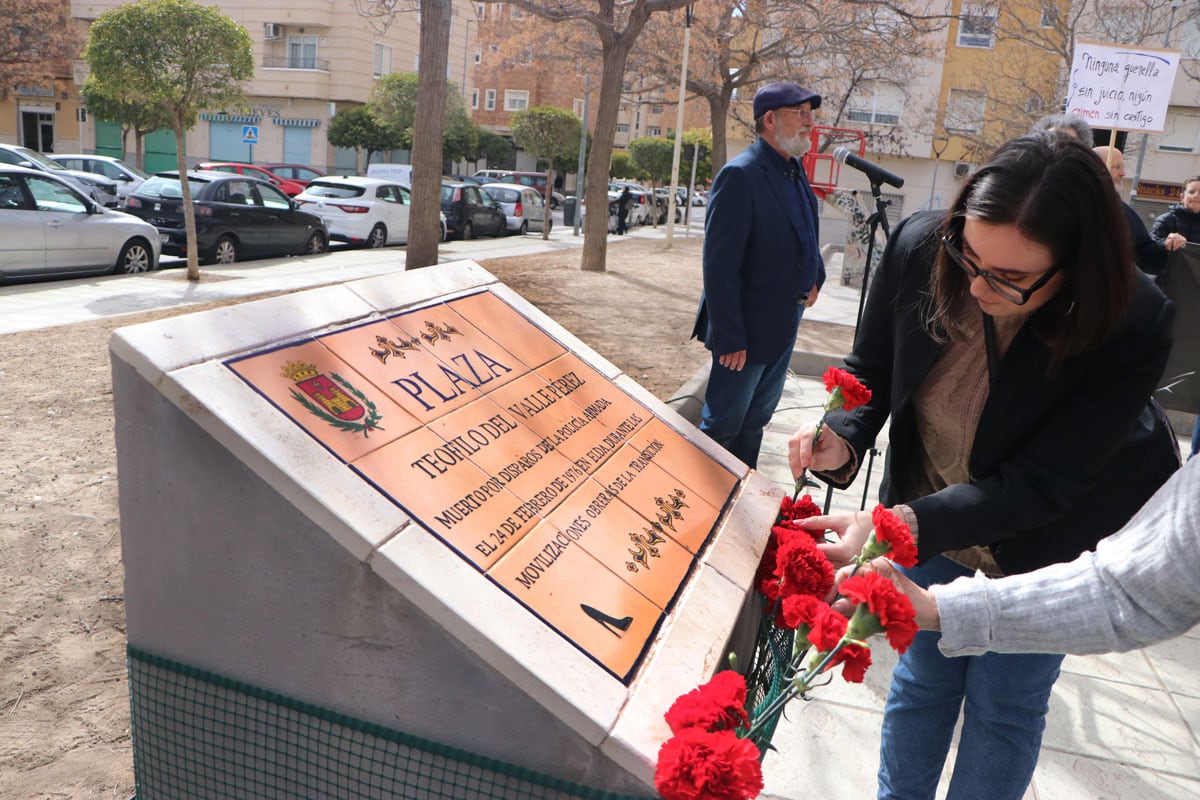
[1122,202,1166,279]
[817,211,1179,575]
[1151,204,1200,247]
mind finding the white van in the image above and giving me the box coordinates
[366,163,412,185]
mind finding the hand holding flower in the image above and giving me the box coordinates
[787,423,852,476]
[789,367,871,498]
[796,509,874,570]
[834,557,940,631]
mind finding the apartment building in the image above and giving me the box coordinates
[0,1,477,174]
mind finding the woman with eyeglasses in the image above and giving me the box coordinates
[787,131,1179,800]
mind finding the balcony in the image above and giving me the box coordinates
[262,56,330,72]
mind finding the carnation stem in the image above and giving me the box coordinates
[792,419,826,501]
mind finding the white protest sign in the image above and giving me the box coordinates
[1065,40,1181,133]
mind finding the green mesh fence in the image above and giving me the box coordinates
[127,646,655,800]
[738,595,796,754]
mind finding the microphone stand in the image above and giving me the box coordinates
[854,178,893,331]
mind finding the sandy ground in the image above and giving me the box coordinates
[0,235,853,799]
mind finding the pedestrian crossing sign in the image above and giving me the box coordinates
[242,125,259,144]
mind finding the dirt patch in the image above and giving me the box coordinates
[0,235,853,798]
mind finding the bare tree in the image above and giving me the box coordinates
[631,1,948,171]
[949,0,1200,160]
[0,0,78,96]
[485,1,693,272]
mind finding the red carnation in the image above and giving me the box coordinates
[655,728,764,800]
[775,531,834,602]
[822,366,872,411]
[870,504,919,567]
[664,670,750,734]
[840,572,919,654]
[781,594,848,652]
[779,494,821,524]
[778,593,825,632]
[828,642,872,683]
[806,602,848,652]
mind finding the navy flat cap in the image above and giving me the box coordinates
[753,82,822,119]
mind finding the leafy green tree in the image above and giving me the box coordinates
[627,137,674,185]
[609,151,644,181]
[326,105,403,172]
[510,107,581,240]
[84,0,253,281]
[680,128,713,187]
[80,80,172,171]
[474,129,514,169]
[370,72,474,155]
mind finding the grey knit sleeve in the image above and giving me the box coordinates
[934,457,1200,657]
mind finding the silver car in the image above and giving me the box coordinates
[51,153,150,206]
[0,144,120,208]
[480,182,551,235]
[0,166,160,281]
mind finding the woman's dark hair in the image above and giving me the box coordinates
[928,131,1134,370]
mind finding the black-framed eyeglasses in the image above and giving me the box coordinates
[940,234,1060,306]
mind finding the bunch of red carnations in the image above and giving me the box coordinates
[654,368,919,800]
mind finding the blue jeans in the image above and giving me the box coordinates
[878,556,1064,800]
[699,328,797,469]
[1190,416,1199,459]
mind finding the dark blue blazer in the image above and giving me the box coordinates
[691,138,824,364]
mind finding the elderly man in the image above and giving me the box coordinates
[691,82,825,468]
[1095,144,1167,279]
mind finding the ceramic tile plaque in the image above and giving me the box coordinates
[225,290,738,682]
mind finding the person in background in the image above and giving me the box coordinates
[691,81,825,468]
[616,186,632,235]
[787,132,1178,800]
[1094,145,1167,280]
[1151,175,1200,254]
[1151,175,1200,459]
[1031,112,1094,147]
[840,454,1199,658]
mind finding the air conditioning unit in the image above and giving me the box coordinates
[263,22,283,39]
[953,161,974,178]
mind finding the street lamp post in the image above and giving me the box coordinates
[461,18,475,99]
[1130,0,1184,202]
[927,135,950,210]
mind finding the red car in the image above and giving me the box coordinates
[195,162,306,197]
[263,163,325,188]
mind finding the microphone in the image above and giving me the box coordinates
[833,147,905,188]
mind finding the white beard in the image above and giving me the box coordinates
[777,128,811,159]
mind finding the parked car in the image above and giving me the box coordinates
[473,170,564,209]
[295,175,412,248]
[440,180,507,240]
[124,171,327,264]
[580,190,621,233]
[0,165,159,281]
[480,182,551,235]
[0,143,120,208]
[51,153,150,206]
[262,163,325,188]
[608,182,653,226]
[195,162,307,197]
[652,189,684,223]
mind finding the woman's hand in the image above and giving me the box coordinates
[832,558,941,631]
[788,424,851,478]
[797,509,873,570]
[1165,232,1187,251]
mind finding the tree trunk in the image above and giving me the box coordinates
[580,41,636,272]
[407,0,452,269]
[175,113,201,282]
[707,91,731,174]
[133,129,144,171]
